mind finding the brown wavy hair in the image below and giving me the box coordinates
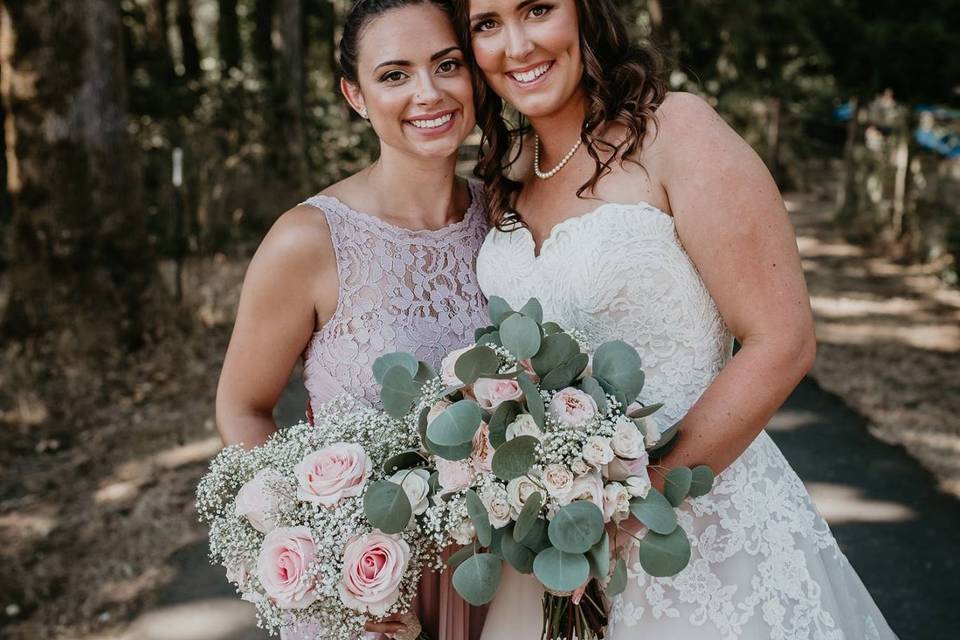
[451,0,669,228]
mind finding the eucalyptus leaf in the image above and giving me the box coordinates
[488,296,514,326]
[419,405,472,461]
[491,435,539,481]
[540,353,590,391]
[519,298,544,324]
[488,401,521,449]
[363,480,412,534]
[688,465,715,498]
[500,313,542,360]
[638,527,692,577]
[454,346,501,385]
[587,532,610,581]
[579,376,609,414]
[372,353,419,385]
[664,466,693,507]
[592,340,645,405]
[426,400,483,447]
[628,488,678,535]
[381,366,421,418]
[475,325,497,342]
[489,526,507,557]
[453,553,502,606]
[548,501,605,554]
[447,545,477,571]
[542,322,564,336]
[606,558,627,597]
[381,450,428,475]
[513,491,543,543]
[501,530,536,574]
[518,518,551,553]
[627,402,664,419]
[465,489,493,547]
[478,330,502,348]
[518,373,545,429]
[414,361,437,385]
[533,548,590,593]
[530,333,580,377]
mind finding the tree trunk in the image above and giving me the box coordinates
[838,98,861,226]
[218,0,241,72]
[278,0,308,189]
[1,0,152,346]
[175,0,200,79]
[253,0,275,87]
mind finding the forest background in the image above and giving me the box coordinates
[1,0,959,638]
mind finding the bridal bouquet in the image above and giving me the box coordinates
[196,397,438,640]
[375,297,716,640]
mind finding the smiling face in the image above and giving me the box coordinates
[466,0,583,120]
[342,3,476,160]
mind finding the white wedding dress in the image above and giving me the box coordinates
[475,202,897,640]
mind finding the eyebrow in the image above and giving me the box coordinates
[373,46,463,71]
[470,0,538,23]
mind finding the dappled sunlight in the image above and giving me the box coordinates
[805,482,917,525]
[122,598,263,640]
[766,408,821,432]
[815,320,960,352]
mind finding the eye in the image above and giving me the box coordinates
[529,4,551,18]
[437,59,461,74]
[473,18,497,33]
[381,70,406,83]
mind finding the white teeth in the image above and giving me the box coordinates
[410,113,453,129]
[510,63,550,83]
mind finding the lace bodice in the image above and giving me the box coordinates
[299,180,489,411]
[477,202,733,425]
[476,202,896,640]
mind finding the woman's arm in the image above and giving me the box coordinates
[215,206,337,450]
[649,92,816,487]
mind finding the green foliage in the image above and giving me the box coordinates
[453,553,502,605]
[363,480,412,534]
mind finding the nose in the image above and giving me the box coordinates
[414,72,442,106]
[505,23,534,61]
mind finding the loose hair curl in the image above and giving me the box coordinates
[452,0,669,228]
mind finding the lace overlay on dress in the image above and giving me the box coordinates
[476,203,896,640]
[299,180,489,411]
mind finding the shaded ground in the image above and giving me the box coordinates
[2,189,958,638]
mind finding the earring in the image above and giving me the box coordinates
[359,109,369,120]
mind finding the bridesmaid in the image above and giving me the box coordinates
[215,1,488,638]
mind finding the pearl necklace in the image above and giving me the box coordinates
[533,134,582,180]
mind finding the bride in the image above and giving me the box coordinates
[454,0,899,638]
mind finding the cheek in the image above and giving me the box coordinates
[472,39,503,74]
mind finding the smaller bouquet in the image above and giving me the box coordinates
[196,398,436,640]
[374,297,716,640]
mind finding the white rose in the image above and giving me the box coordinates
[388,468,431,516]
[564,471,604,510]
[427,400,452,425]
[505,414,542,441]
[542,464,575,501]
[603,482,631,523]
[626,473,651,499]
[581,436,615,467]
[549,387,598,428]
[506,475,540,516]
[473,378,525,411]
[611,418,644,459]
[480,485,513,528]
[449,517,476,545]
[570,457,591,476]
[635,415,663,448]
[235,468,282,533]
[440,346,473,387]
[436,458,475,494]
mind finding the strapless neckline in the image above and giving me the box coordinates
[508,201,674,258]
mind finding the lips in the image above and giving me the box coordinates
[406,110,457,130]
[508,61,553,84]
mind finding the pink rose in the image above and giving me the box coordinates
[436,458,475,494]
[440,346,473,388]
[605,452,650,482]
[256,526,319,609]
[338,531,411,616]
[295,443,372,507]
[471,422,494,473]
[562,471,604,511]
[235,468,281,533]
[549,387,598,427]
[473,378,524,411]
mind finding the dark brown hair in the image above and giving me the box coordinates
[452,0,669,227]
[339,0,456,84]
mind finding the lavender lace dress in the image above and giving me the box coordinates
[283,180,489,640]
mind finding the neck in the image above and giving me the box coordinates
[367,143,462,228]
[529,90,587,166]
